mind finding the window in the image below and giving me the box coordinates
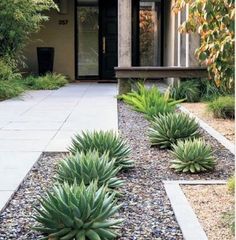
[139,0,161,66]
[77,0,99,76]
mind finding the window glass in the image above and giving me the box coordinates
[139,1,161,66]
[77,0,99,76]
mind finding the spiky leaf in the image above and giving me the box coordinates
[120,83,183,120]
[68,131,133,169]
[148,112,200,149]
[170,139,216,173]
[33,182,122,240]
[56,151,125,189]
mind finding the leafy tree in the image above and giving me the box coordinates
[173,0,235,92]
[0,0,57,59]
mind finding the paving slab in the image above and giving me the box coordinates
[0,130,56,140]
[0,121,10,129]
[0,191,14,211]
[2,121,64,131]
[0,83,118,211]
[164,181,208,240]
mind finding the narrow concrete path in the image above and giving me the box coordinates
[0,83,118,210]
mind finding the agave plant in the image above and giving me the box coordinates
[120,83,183,120]
[56,151,125,189]
[68,130,133,168]
[33,182,123,240]
[148,112,200,149]
[170,139,216,173]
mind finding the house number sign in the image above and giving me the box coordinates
[59,20,69,25]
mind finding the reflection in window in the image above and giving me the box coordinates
[139,1,161,66]
[77,0,99,76]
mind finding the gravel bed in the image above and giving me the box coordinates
[0,153,66,240]
[0,102,234,240]
[182,185,235,240]
[117,102,234,239]
[182,102,235,143]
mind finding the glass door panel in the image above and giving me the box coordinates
[77,0,99,77]
[139,0,161,66]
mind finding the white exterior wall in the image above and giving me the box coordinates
[23,0,75,79]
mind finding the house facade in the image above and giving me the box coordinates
[23,0,200,81]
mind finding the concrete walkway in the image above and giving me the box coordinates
[0,83,118,210]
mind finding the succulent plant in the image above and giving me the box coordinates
[68,130,134,169]
[148,113,200,149]
[120,83,183,120]
[170,139,216,173]
[33,181,123,240]
[56,151,125,189]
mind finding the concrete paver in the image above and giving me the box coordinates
[0,83,118,211]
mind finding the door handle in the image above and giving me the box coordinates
[103,37,106,54]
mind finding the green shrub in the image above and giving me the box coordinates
[56,151,125,189]
[0,59,24,100]
[0,59,21,80]
[227,176,235,194]
[148,113,200,149]
[22,73,68,90]
[223,211,235,234]
[0,80,24,100]
[208,96,235,119]
[199,78,224,101]
[169,80,201,102]
[69,131,133,169]
[0,0,56,58]
[34,181,122,240]
[120,83,183,120]
[224,176,235,234]
[170,139,216,173]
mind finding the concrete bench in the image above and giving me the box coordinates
[115,66,208,79]
[115,66,208,94]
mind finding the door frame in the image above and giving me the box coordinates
[75,0,164,80]
[74,0,118,80]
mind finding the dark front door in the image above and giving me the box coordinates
[100,0,118,79]
[76,0,118,80]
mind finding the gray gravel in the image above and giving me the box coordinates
[0,101,234,240]
[117,101,234,240]
[0,153,66,240]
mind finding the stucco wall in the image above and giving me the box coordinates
[23,1,75,80]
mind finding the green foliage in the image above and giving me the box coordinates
[169,80,201,102]
[0,59,21,81]
[169,78,229,102]
[0,80,24,100]
[22,73,68,90]
[199,78,225,101]
[148,113,200,149]
[224,176,235,233]
[56,151,125,189]
[227,176,235,194]
[173,0,235,92]
[208,96,235,119]
[120,83,183,120]
[223,211,235,234]
[170,139,216,173]
[0,0,57,58]
[34,181,122,240]
[0,59,24,100]
[69,131,133,169]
